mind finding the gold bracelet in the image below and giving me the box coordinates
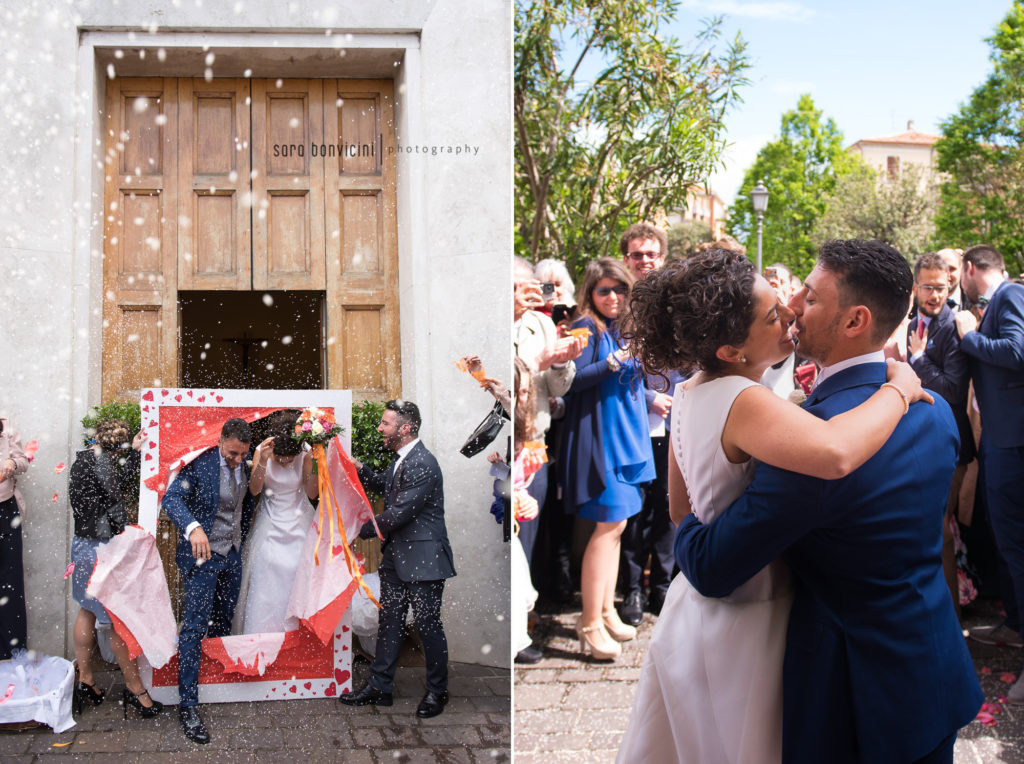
[880,382,909,415]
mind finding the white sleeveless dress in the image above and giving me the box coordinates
[233,451,315,634]
[617,375,793,764]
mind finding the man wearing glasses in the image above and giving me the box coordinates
[907,252,975,617]
[617,223,681,624]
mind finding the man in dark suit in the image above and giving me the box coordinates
[340,400,456,718]
[162,418,255,744]
[676,240,982,763]
[955,244,1024,698]
[908,252,976,614]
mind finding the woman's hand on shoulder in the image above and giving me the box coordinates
[885,360,934,406]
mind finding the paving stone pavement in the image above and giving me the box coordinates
[514,595,1024,763]
[0,658,509,762]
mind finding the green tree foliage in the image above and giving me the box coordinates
[351,400,389,500]
[80,400,141,448]
[934,1,1024,275]
[666,219,712,259]
[727,94,861,277]
[814,164,937,259]
[515,0,748,277]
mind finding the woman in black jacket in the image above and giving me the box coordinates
[69,419,162,719]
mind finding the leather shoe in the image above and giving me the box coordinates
[515,644,544,664]
[178,706,210,745]
[969,622,1024,649]
[618,590,644,627]
[416,690,449,718]
[647,589,666,616]
[338,682,393,707]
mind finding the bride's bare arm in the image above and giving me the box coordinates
[302,450,318,499]
[668,445,692,525]
[724,362,933,480]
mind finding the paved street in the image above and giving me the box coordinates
[515,596,1024,763]
[0,657,509,762]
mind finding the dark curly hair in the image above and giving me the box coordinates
[95,419,132,451]
[265,409,303,457]
[623,249,758,375]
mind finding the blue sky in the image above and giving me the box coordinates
[667,0,1014,206]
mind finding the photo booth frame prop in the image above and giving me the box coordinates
[136,388,356,704]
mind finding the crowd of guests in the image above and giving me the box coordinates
[512,226,1024,698]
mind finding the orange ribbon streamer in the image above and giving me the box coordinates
[311,444,380,609]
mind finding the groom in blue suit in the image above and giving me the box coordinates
[162,418,255,745]
[675,240,982,763]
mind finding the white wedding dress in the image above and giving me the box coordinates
[617,375,793,764]
[233,451,315,634]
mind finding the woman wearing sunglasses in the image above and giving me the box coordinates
[557,257,655,660]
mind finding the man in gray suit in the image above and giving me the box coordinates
[340,399,456,718]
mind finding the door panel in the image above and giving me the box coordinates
[251,79,325,291]
[324,80,400,399]
[102,77,178,401]
[177,78,251,290]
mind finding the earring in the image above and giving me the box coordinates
[739,356,747,363]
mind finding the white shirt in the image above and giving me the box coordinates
[392,438,420,473]
[813,350,886,390]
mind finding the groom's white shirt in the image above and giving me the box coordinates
[812,350,885,390]
[392,437,421,473]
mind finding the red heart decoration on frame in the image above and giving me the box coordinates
[187,391,193,397]
[334,669,350,684]
[197,397,205,403]
[174,395,182,402]
[144,453,152,461]
[161,390,169,397]
[142,391,154,401]
[341,625,350,633]
[324,682,337,697]
[148,441,157,449]
[289,685,297,693]
[215,396,223,403]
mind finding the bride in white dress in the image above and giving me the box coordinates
[616,250,930,763]
[233,415,318,635]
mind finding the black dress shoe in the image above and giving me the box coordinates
[178,706,210,745]
[647,589,667,616]
[618,590,644,627]
[416,690,449,718]
[338,682,393,707]
[514,644,544,664]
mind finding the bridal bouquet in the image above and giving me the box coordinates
[291,407,344,447]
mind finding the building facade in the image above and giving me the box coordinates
[0,1,511,665]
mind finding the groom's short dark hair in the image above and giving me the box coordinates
[386,399,421,436]
[220,418,252,444]
[817,239,913,343]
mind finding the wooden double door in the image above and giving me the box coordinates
[101,77,400,401]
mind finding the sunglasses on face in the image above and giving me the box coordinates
[594,285,628,297]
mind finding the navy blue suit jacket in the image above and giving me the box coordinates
[960,279,1024,448]
[161,449,255,574]
[908,304,976,463]
[675,363,982,763]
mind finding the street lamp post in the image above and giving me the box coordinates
[750,179,769,273]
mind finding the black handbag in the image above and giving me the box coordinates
[460,401,508,458]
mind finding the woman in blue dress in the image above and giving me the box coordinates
[558,257,655,660]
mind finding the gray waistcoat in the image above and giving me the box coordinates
[209,463,244,556]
